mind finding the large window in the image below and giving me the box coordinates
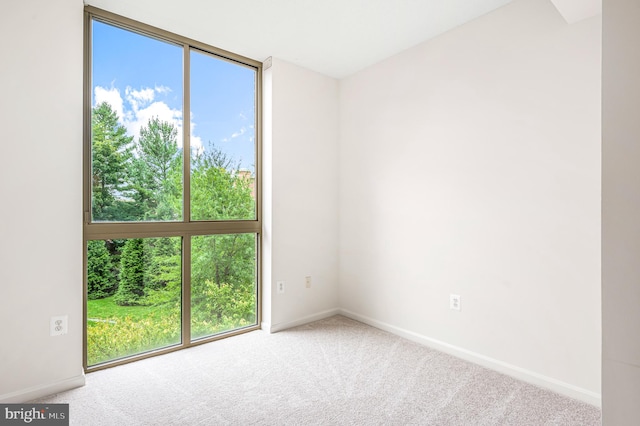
[83,7,261,370]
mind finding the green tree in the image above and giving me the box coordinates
[144,238,181,294]
[190,149,254,221]
[190,147,256,328]
[87,240,117,299]
[91,102,133,221]
[131,117,182,220]
[191,233,254,291]
[191,148,254,289]
[138,117,180,186]
[114,239,147,306]
[89,141,255,332]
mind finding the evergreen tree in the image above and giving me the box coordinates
[87,240,116,299]
[138,117,180,186]
[144,237,181,292]
[91,102,133,221]
[131,117,182,220]
[114,239,146,306]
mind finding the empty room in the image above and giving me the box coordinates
[0,0,638,424]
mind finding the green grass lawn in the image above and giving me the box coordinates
[86,293,256,366]
[86,296,181,366]
[87,296,164,322]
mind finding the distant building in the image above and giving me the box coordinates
[236,169,256,199]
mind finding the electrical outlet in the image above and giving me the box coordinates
[450,294,461,311]
[277,281,285,294]
[305,276,312,288]
[50,315,68,336]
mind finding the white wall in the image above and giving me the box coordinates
[0,0,603,409]
[0,1,340,400]
[602,0,640,422]
[262,58,340,330]
[0,0,85,401]
[338,0,601,403]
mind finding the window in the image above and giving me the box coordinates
[83,7,261,370]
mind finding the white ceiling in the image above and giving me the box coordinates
[87,0,517,78]
[86,0,601,78]
[549,0,601,24]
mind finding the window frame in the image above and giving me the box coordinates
[83,6,262,372]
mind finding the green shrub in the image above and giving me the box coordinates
[87,288,257,365]
[87,312,180,365]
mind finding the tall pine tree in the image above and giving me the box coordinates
[114,238,146,306]
[87,240,116,299]
[91,102,133,221]
[131,117,182,221]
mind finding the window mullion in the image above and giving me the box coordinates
[182,44,192,347]
[183,44,191,224]
[182,235,191,346]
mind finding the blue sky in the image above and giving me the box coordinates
[92,20,256,172]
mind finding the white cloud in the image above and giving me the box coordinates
[93,84,203,154]
[94,86,125,123]
[231,127,246,139]
[127,87,155,102]
[189,120,204,155]
[125,87,155,113]
[155,85,171,94]
[127,100,181,145]
[222,123,256,145]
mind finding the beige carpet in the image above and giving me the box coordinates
[35,315,601,425]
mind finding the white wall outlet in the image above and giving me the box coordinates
[305,276,312,288]
[50,315,68,336]
[277,281,285,294]
[450,294,461,311]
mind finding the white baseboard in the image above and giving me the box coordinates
[339,309,601,408]
[0,373,86,403]
[269,308,341,333]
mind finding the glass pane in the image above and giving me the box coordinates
[91,20,183,222]
[191,234,257,340]
[86,237,182,366]
[190,50,257,221]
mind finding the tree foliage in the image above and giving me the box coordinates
[138,117,180,188]
[114,238,146,306]
[87,240,117,299]
[88,104,256,338]
[191,150,254,221]
[131,117,183,221]
[91,102,133,221]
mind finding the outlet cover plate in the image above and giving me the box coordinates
[450,294,461,311]
[50,315,68,336]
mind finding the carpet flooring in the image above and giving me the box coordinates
[35,315,601,425]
